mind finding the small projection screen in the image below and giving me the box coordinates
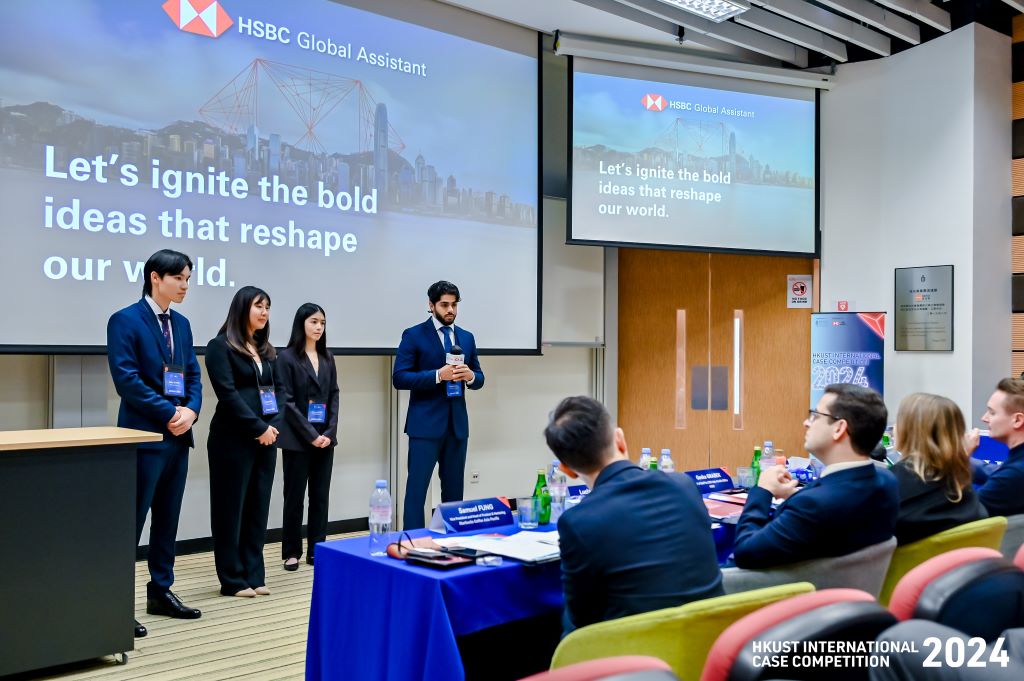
[570,57,817,255]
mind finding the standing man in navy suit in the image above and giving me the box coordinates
[393,281,485,529]
[107,250,203,638]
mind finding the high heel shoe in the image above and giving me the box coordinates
[253,585,271,596]
[233,588,257,598]
[283,558,299,571]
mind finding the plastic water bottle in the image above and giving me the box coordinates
[638,447,652,470]
[548,459,568,523]
[658,448,675,472]
[368,480,392,556]
[762,440,775,461]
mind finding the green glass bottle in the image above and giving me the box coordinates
[648,456,658,471]
[750,446,763,489]
[534,468,552,525]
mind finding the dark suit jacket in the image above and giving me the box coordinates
[558,461,724,637]
[107,299,202,448]
[274,347,340,452]
[205,334,284,439]
[893,459,987,545]
[975,444,1024,517]
[392,319,484,439]
[732,462,899,569]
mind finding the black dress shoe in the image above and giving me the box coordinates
[306,554,314,566]
[134,619,147,638]
[146,591,201,619]
[283,558,299,571]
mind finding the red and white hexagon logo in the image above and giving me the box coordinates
[162,0,234,38]
[642,94,666,112]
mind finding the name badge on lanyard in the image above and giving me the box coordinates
[259,388,279,415]
[307,401,327,423]
[163,363,185,397]
[254,360,278,415]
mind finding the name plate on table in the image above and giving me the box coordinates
[428,497,513,534]
[685,468,735,494]
[567,484,590,498]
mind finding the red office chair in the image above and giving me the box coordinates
[699,589,896,681]
[519,656,676,681]
[888,546,1024,640]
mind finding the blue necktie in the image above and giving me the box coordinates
[158,313,172,357]
[441,326,452,353]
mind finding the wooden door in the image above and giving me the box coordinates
[619,249,813,472]
[618,249,711,471]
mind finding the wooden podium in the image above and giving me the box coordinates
[0,427,161,676]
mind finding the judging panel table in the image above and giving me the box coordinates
[307,511,737,681]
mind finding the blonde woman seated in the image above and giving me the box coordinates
[892,393,987,545]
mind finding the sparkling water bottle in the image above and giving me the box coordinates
[368,480,392,556]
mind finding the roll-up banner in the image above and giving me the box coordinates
[810,313,885,407]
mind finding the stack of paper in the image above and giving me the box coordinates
[436,531,560,563]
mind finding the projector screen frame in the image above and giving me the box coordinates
[0,7,544,358]
[565,56,821,259]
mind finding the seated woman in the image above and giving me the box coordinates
[892,392,987,545]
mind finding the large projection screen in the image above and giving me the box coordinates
[570,57,817,255]
[0,0,539,352]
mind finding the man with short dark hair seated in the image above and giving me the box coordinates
[732,384,899,569]
[971,378,1024,516]
[544,396,723,638]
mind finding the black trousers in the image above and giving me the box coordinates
[281,447,334,561]
[136,439,189,598]
[208,431,276,595]
[403,433,467,530]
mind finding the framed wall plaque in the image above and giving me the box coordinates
[894,265,953,351]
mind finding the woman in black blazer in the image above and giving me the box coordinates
[206,286,284,597]
[892,393,986,545]
[276,303,340,570]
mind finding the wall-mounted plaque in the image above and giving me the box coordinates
[894,265,953,351]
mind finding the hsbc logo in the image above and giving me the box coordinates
[163,0,234,38]
[642,94,666,112]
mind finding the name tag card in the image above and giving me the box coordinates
[259,388,279,415]
[428,497,513,534]
[163,364,185,397]
[307,402,327,423]
[685,468,735,494]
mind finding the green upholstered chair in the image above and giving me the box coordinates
[549,582,815,681]
[878,516,1007,606]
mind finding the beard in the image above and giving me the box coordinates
[433,309,456,326]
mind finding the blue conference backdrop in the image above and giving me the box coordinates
[0,0,538,350]
[810,313,886,407]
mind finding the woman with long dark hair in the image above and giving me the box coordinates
[275,303,340,569]
[206,286,283,597]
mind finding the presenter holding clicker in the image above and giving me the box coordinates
[393,281,485,529]
[206,287,283,597]
[276,303,340,570]
[107,249,203,638]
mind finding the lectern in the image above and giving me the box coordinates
[0,427,161,676]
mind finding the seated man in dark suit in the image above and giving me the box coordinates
[971,378,1024,517]
[732,383,899,569]
[544,396,723,638]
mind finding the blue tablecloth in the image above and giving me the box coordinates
[306,523,563,681]
[307,515,737,681]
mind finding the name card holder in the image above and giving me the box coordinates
[685,468,735,494]
[428,497,513,534]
